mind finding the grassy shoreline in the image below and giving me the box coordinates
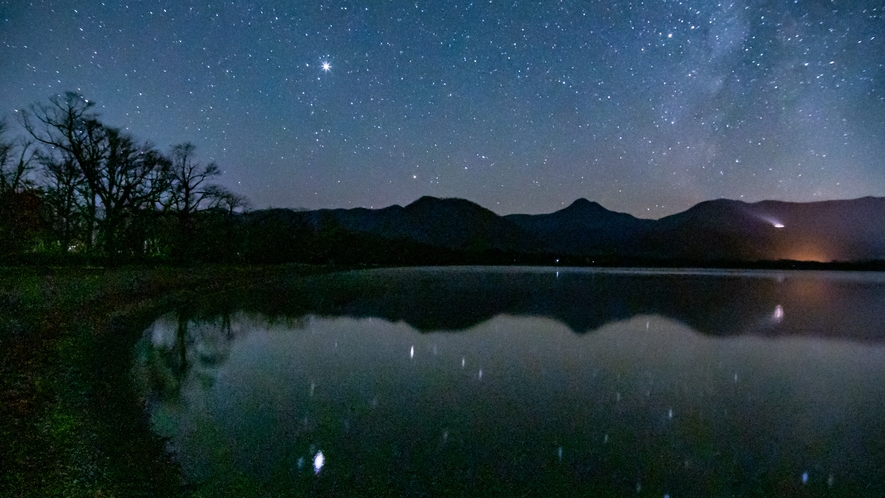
[0,264,337,497]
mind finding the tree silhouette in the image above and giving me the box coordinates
[0,121,36,194]
[167,143,220,217]
[0,121,44,257]
[3,92,252,262]
[21,93,173,259]
[93,127,171,258]
[40,154,84,253]
[205,184,250,216]
[21,93,104,253]
[165,142,225,259]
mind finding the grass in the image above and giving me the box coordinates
[0,263,335,497]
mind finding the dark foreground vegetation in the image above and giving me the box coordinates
[0,264,339,496]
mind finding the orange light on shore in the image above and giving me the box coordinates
[785,246,828,263]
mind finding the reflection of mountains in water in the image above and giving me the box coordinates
[246,268,885,342]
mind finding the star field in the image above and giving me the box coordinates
[2,0,884,216]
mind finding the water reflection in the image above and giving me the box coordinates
[134,268,885,496]
[240,267,885,341]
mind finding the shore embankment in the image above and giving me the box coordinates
[0,264,336,496]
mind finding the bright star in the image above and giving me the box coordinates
[321,61,331,72]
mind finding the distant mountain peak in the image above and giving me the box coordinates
[546,198,644,223]
[408,195,462,206]
[562,198,605,212]
[405,195,491,213]
[409,195,442,205]
[566,197,595,208]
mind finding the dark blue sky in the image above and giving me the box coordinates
[2,0,884,216]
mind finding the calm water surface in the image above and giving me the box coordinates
[135,267,885,496]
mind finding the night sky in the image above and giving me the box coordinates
[2,1,884,217]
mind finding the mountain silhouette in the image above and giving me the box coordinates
[299,196,537,253]
[648,197,885,262]
[240,195,885,264]
[505,198,654,256]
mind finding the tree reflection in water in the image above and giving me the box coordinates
[133,268,885,496]
[136,310,309,403]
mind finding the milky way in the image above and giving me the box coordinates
[2,1,883,216]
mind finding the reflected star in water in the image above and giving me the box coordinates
[136,269,885,493]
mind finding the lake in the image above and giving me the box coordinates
[134,267,885,496]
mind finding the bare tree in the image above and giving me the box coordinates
[40,153,84,252]
[0,121,43,256]
[21,93,171,258]
[95,128,171,257]
[163,143,225,258]
[17,93,249,260]
[0,121,36,193]
[20,93,104,251]
[167,142,220,219]
[205,184,250,216]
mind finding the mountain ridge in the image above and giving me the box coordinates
[241,195,885,264]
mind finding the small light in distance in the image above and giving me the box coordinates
[758,215,785,228]
[314,450,325,474]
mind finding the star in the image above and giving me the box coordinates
[2,0,881,216]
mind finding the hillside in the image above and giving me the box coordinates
[238,196,885,264]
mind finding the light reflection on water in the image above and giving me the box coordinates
[134,268,885,496]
